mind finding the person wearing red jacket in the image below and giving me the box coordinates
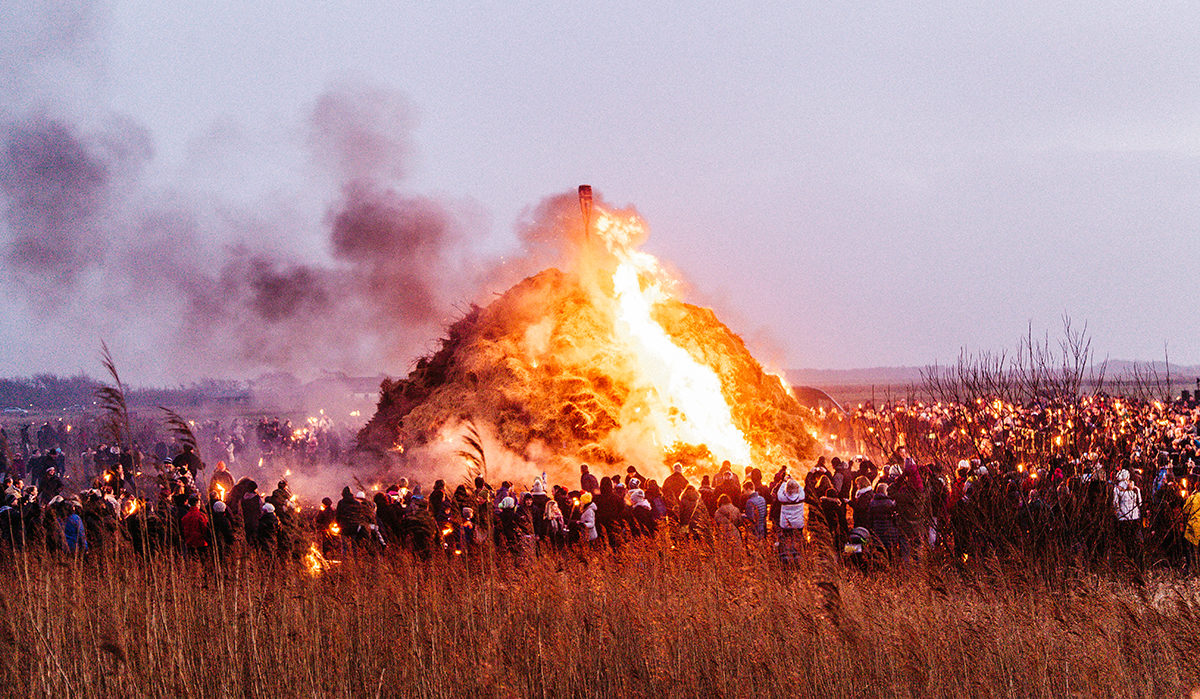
[180,494,210,554]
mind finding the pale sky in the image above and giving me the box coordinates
[2,2,1199,384]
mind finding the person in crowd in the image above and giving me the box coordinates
[210,499,235,555]
[256,502,278,554]
[181,494,209,555]
[776,477,806,564]
[580,464,599,494]
[868,483,903,560]
[209,461,234,503]
[39,466,64,504]
[662,463,689,507]
[743,481,767,539]
[578,492,598,545]
[678,485,710,541]
[1112,469,1143,567]
[819,487,849,549]
[172,444,204,479]
[240,480,263,546]
[60,498,87,555]
[712,493,743,542]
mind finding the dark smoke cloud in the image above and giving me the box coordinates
[329,183,454,323]
[0,116,151,292]
[0,9,531,382]
[0,79,481,381]
[163,84,472,376]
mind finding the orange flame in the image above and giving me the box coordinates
[593,211,751,466]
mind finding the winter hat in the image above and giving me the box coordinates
[261,503,275,514]
[580,492,593,506]
[212,501,227,513]
[672,462,683,474]
[498,496,516,510]
[531,480,545,495]
[355,491,366,500]
[1116,469,1131,483]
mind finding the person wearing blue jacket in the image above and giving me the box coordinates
[62,501,87,554]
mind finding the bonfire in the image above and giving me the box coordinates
[358,188,817,480]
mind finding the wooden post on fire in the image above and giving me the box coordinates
[578,185,593,239]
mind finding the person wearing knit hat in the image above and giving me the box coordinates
[210,498,235,554]
[257,501,279,553]
[578,491,598,543]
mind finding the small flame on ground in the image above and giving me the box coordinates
[303,544,338,576]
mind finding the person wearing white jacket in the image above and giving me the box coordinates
[578,493,599,543]
[1112,469,1143,567]
[775,478,806,564]
[776,478,806,530]
[1112,470,1142,521]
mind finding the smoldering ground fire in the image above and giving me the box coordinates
[359,186,818,483]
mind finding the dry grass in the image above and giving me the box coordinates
[1,538,1198,698]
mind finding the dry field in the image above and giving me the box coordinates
[2,538,1198,698]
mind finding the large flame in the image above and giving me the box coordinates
[594,212,752,465]
[360,190,816,481]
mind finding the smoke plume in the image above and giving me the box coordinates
[0,69,482,382]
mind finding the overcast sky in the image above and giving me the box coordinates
[2,2,1199,384]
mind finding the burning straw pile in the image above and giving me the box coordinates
[358,192,816,479]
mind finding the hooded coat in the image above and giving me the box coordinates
[579,502,598,541]
[240,491,262,543]
[776,480,806,530]
[743,491,767,538]
[181,506,210,550]
[868,492,902,549]
[1112,479,1142,522]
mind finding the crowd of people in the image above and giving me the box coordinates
[2,392,1200,573]
[0,411,356,499]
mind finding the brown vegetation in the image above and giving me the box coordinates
[359,268,816,476]
[2,540,1197,697]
